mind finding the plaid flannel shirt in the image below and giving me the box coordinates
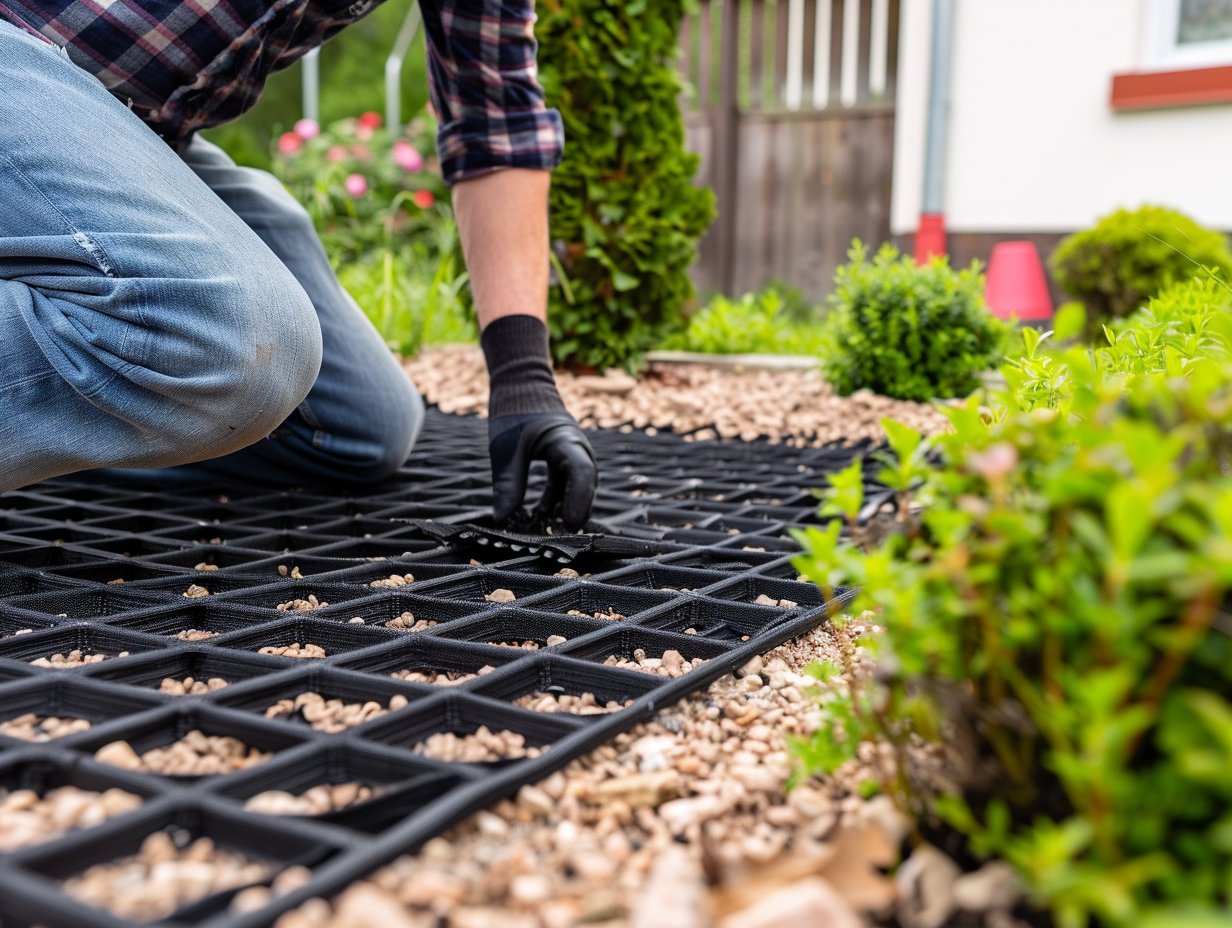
[0,0,563,184]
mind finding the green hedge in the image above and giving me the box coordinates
[1050,205,1232,338]
[821,243,1012,401]
[536,0,715,370]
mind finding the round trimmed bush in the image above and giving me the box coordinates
[822,242,1011,401]
[1050,204,1232,336]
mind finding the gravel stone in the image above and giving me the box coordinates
[175,628,218,641]
[31,649,128,668]
[721,878,863,928]
[412,727,544,763]
[259,642,328,659]
[0,713,91,741]
[276,596,328,611]
[601,649,705,678]
[274,620,900,928]
[264,691,410,733]
[369,573,415,588]
[159,676,229,696]
[94,731,271,776]
[245,783,380,816]
[895,844,961,928]
[0,786,142,851]
[512,691,633,715]
[403,349,948,447]
[390,668,490,686]
[385,612,435,631]
[63,832,273,922]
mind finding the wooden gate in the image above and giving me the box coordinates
[681,0,900,303]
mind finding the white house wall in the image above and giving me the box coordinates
[891,0,1232,236]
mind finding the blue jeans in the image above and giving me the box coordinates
[0,21,423,493]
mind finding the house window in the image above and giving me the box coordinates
[1143,0,1232,69]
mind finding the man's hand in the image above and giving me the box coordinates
[489,412,597,529]
[453,171,598,529]
[480,314,597,531]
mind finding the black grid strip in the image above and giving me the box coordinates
[0,409,878,928]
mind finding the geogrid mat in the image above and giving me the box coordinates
[0,410,880,928]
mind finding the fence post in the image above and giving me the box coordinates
[302,48,321,121]
[385,0,423,132]
[714,0,741,295]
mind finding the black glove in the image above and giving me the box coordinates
[482,315,597,531]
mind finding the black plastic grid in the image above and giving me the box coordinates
[0,408,878,928]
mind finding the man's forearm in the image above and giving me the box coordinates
[454,167,596,529]
[451,168,551,329]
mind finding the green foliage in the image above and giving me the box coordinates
[1050,205,1232,337]
[273,112,474,356]
[786,650,874,790]
[536,0,716,371]
[1006,276,1232,414]
[793,275,1232,927]
[202,0,430,171]
[816,458,866,528]
[335,247,475,356]
[822,242,1012,401]
[273,112,448,264]
[661,286,828,355]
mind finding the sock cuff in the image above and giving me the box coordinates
[481,315,566,419]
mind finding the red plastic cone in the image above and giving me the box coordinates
[915,214,947,263]
[984,241,1053,322]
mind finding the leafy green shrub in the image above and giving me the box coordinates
[536,0,716,370]
[1006,276,1232,413]
[794,277,1232,928]
[273,111,448,265]
[661,286,827,356]
[335,242,475,356]
[821,242,1011,401]
[273,111,474,355]
[1050,205,1232,337]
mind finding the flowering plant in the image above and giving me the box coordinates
[273,109,450,265]
[272,109,473,357]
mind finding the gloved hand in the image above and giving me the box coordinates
[482,315,597,531]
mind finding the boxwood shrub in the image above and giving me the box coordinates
[1051,204,1232,337]
[821,242,1011,401]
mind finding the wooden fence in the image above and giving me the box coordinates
[681,0,900,303]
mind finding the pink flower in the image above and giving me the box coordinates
[344,173,369,197]
[392,140,424,172]
[277,132,302,154]
[966,442,1018,482]
[412,190,435,209]
[356,125,374,142]
[349,144,372,161]
[293,118,320,139]
[326,145,349,162]
[359,111,383,129]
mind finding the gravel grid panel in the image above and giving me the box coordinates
[0,408,872,928]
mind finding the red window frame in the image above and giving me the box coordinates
[1111,63,1232,110]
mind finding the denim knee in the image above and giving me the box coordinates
[159,267,323,461]
[359,382,424,482]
